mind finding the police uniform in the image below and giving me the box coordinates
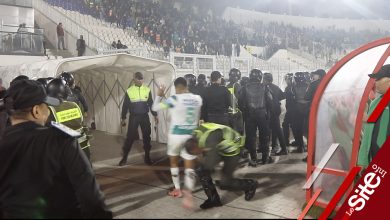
[191,123,257,209]
[120,83,157,165]
[240,79,273,165]
[0,80,111,218]
[282,75,299,146]
[226,82,244,134]
[292,73,309,152]
[48,101,91,159]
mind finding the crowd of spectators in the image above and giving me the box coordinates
[46,0,390,60]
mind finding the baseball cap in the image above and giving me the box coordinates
[368,64,390,80]
[5,79,60,110]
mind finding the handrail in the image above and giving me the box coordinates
[33,0,110,50]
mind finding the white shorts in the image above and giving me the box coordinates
[167,134,197,160]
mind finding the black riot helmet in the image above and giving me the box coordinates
[240,76,250,87]
[184,74,196,87]
[263,73,273,83]
[229,68,241,83]
[59,71,75,87]
[284,73,293,85]
[197,74,207,87]
[36,78,50,89]
[294,72,306,84]
[47,78,68,100]
[249,69,262,82]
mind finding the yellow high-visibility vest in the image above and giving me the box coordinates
[127,85,150,102]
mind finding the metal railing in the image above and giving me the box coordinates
[0,30,44,54]
[33,0,110,51]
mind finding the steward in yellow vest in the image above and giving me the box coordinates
[46,79,91,159]
[119,72,158,166]
[184,123,257,209]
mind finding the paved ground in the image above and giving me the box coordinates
[90,130,313,219]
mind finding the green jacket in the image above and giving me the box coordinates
[194,123,245,157]
[358,96,389,167]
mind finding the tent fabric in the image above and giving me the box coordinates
[0,53,175,143]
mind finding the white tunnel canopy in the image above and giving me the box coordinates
[0,53,176,143]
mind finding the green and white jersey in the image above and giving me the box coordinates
[153,93,202,135]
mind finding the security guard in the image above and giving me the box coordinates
[0,80,112,218]
[60,72,89,117]
[201,71,231,125]
[46,78,91,160]
[282,73,298,146]
[226,68,244,134]
[240,69,273,166]
[263,73,287,155]
[185,123,257,209]
[119,72,158,166]
[292,72,309,153]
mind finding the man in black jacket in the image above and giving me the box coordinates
[292,72,309,153]
[76,35,86,56]
[201,71,231,126]
[302,69,325,161]
[240,69,273,166]
[0,80,112,218]
[263,73,287,155]
[282,73,298,146]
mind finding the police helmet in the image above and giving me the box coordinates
[184,74,196,87]
[263,73,273,83]
[240,76,250,87]
[36,78,50,89]
[249,69,262,82]
[47,78,68,100]
[59,71,75,87]
[229,68,241,83]
[294,72,306,84]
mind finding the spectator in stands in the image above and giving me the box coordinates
[111,41,117,49]
[117,40,123,49]
[56,22,66,50]
[76,35,86,56]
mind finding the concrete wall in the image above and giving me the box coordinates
[0,54,46,67]
[34,9,96,57]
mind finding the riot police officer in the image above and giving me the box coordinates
[184,74,197,94]
[292,72,309,153]
[46,78,91,160]
[282,73,298,146]
[59,72,89,116]
[227,68,244,134]
[240,69,273,166]
[0,80,112,218]
[263,73,287,155]
[201,71,231,125]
